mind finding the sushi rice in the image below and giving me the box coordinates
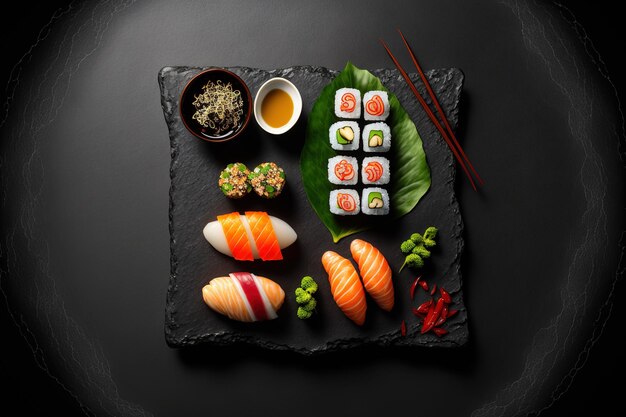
[335,88,362,119]
[361,157,390,185]
[328,156,358,185]
[330,189,360,215]
[362,122,391,153]
[363,90,389,121]
[361,187,389,215]
[329,121,360,151]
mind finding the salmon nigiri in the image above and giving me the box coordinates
[203,211,297,261]
[350,239,394,311]
[202,272,285,322]
[245,211,283,261]
[322,251,367,325]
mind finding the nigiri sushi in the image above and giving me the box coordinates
[203,211,297,261]
[321,251,367,325]
[202,272,285,322]
[350,239,394,311]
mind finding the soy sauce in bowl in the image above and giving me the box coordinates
[254,77,302,135]
[261,89,294,128]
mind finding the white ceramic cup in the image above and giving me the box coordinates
[253,77,302,135]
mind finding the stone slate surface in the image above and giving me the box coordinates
[158,65,468,354]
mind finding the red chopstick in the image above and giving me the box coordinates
[397,29,483,186]
[380,34,482,190]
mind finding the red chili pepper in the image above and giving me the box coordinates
[421,297,445,334]
[400,320,407,336]
[447,309,458,318]
[440,287,451,304]
[435,304,448,327]
[416,299,433,314]
[430,284,437,295]
[419,280,429,291]
[409,276,421,300]
[433,327,448,337]
[412,307,427,318]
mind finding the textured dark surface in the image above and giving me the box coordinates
[3,1,626,416]
[158,65,467,352]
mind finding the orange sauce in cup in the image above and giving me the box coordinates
[261,89,293,128]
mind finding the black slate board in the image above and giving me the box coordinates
[158,66,468,354]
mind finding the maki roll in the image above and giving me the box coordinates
[330,189,360,216]
[361,188,390,215]
[329,121,360,151]
[362,122,391,152]
[363,91,389,121]
[335,88,362,119]
[249,162,286,199]
[361,157,390,185]
[328,156,358,185]
[219,162,251,199]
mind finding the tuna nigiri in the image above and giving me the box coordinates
[350,239,394,311]
[322,251,367,325]
[202,272,285,322]
[203,211,297,261]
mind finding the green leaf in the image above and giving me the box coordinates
[300,62,431,242]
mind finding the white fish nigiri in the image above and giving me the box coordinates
[203,211,297,261]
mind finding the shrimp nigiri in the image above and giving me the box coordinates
[321,251,367,325]
[350,239,394,311]
[202,272,285,322]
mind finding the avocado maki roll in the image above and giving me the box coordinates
[218,162,251,199]
[249,162,286,199]
[361,187,390,215]
[362,122,391,152]
[329,121,360,151]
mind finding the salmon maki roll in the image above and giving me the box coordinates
[322,251,367,325]
[202,272,285,322]
[350,239,394,311]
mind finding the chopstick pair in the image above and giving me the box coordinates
[380,29,483,191]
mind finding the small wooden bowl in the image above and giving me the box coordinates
[179,68,252,143]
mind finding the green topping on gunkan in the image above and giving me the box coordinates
[249,162,286,199]
[218,162,251,199]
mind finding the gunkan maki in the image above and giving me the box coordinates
[249,162,286,199]
[218,162,252,199]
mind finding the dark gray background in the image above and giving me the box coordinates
[1,0,624,416]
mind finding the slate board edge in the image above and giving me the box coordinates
[157,65,468,355]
